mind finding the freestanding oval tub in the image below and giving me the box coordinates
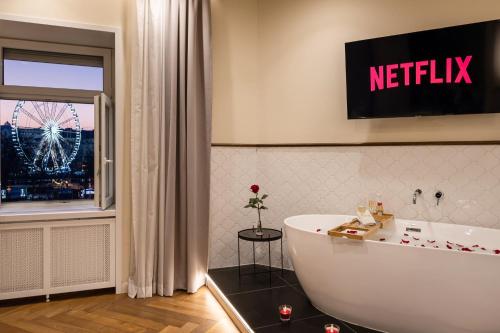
[284,215,500,333]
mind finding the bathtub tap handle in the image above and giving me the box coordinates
[435,191,444,206]
[413,189,422,204]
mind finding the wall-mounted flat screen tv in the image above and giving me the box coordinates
[345,20,500,119]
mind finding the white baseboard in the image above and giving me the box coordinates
[116,281,128,294]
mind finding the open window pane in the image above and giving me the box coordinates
[1,100,94,202]
[93,93,114,209]
[3,59,103,91]
[101,94,114,209]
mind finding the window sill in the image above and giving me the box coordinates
[0,200,115,223]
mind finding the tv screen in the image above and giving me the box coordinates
[345,20,500,119]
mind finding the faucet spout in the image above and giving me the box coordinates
[413,189,422,204]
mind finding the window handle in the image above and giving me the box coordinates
[104,159,113,164]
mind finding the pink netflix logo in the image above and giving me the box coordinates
[370,55,472,92]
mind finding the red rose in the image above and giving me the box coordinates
[250,184,260,193]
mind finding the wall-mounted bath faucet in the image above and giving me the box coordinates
[413,189,422,204]
[435,191,444,206]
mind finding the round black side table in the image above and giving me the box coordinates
[237,227,283,276]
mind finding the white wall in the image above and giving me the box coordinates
[209,0,500,271]
[209,145,500,269]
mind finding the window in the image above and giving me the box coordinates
[0,37,114,210]
[3,49,104,91]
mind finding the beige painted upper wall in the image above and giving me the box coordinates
[0,0,130,289]
[211,0,261,143]
[212,0,500,144]
[0,0,125,27]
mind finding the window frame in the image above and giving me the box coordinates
[0,37,114,210]
[94,93,115,210]
[0,38,112,102]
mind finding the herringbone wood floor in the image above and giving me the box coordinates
[0,287,239,333]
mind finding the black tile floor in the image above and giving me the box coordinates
[208,265,381,333]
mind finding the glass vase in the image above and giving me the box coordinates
[256,220,264,236]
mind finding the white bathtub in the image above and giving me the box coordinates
[284,215,500,333]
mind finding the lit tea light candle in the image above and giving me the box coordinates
[324,323,340,333]
[278,304,292,322]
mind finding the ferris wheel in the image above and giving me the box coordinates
[11,101,82,174]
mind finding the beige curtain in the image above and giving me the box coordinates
[128,0,212,298]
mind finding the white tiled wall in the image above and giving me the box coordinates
[209,145,500,269]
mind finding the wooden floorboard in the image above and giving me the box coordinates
[0,287,239,333]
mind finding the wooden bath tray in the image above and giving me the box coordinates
[328,214,394,240]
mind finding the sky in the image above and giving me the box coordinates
[0,59,101,130]
[0,100,94,130]
[4,60,103,91]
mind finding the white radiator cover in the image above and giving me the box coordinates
[0,228,44,293]
[0,219,115,300]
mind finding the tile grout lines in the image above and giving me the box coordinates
[210,265,365,333]
[225,283,301,297]
[273,272,358,333]
[253,314,326,330]
[267,266,359,333]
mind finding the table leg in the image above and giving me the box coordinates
[281,233,284,276]
[253,241,256,272]
[268,240,272,282]
[238,237,241,276]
